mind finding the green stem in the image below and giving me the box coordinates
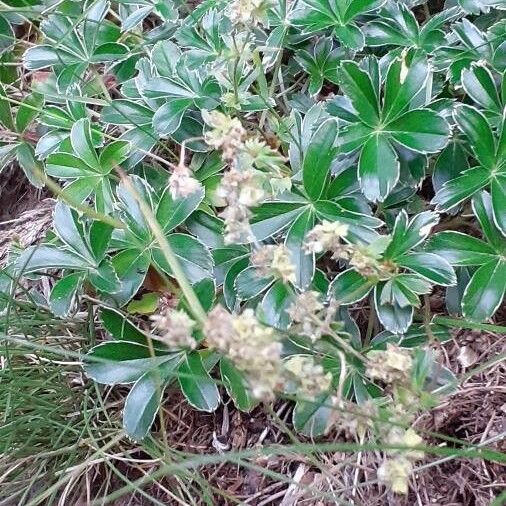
[117,170,207,324]
[432,316,506,334]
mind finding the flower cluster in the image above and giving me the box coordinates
[168,164,202,199]
[227,0,272,27]
[329,399,378,439]
[204,306,283,400]
[150,309,197,349]
[304,220,350,257]
[251,244,296,283]
[304,221,393,279]
[366,344,413,385]
[202,110,247,162]
[203,111,290,244]
[287,291,337,341]
[283,355,332,401]
[377,428,424,494]
[217,168,264,243]
[364,344,425,494]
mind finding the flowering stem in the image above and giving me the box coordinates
[309,314,365,361]
[117,170,207,324]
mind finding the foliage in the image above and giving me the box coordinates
[1,0,505,456]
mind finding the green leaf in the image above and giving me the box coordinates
[99,140,131,173]
[380,276,423,308]
[101,100,154,125]
[101,307,150,344]
[85,341,173,384]
[397,252,456,286]
[461,64,502,113]
[285,209,315,289]
[223,257,249,310]
[220,358,256,412]
[260,281,296,330]
[235,266,274,300]
[251,202,306,241]
[124,358,181,440]
[70,118,100,170]
[191,277,216,313]
[374,284,413,334]
[91,42,129,63]
[15,92,43,133]
[359,133,398,202]
[46,152,96,178]
[303,118,338,200]
[293,393,333,437]
[89,221,113,261]
[383,54,429,122]
[16,245,87,274]
[89,258,121,293]
[433,141,469,193]
[329,269,374,304]
[432,166,490,211]
[121,5,153,32]
[491,175,506,236]
[334,23,364,50]
[370,324,451,350]
[156,186,204,233]
[427,231,497,266]
[388,109,450,153]
[153,98,193,136]
[152,233,213,284]
[454,105,496,169]
[23,45,81,70]
[178,352,220,412]
[384,210,439,260]
[127,293,159,314]
[472,191,504,252]
[338,61,379,127]
[16,142,44,188]
[462,260,506,321]
[53,202,94,264]
[110,249,150,307]
[49,272,83,317]
[0,84,14,131]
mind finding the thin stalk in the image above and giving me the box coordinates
[432,316,506,334]
[116,170,207,324]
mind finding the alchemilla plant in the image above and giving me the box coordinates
[1,0,505,495]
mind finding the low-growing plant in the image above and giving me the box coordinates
[1,0,505,496]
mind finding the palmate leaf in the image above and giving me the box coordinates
[433,107,506,234]
[23,0,130,73]
[365,3,461,53]
[462,259,506,321]
[458,0,506,13]
[291,0,386,49]
[124,356,182,440]
[429,191,505,321]
[294,37,343,96]
[178,351,220,412]
[336,56,450,201]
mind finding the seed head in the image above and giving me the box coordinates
[367,344,413,384]
[150,309,197,349]
[228,0,272,27]
[168,165,202,199]
[378,457,412,494]
[304,220,350,257]
[251,244,296,284]
[287,291,327,341]
[204,306,283,400]
[202,110,246,162]
[283,355,332,401]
